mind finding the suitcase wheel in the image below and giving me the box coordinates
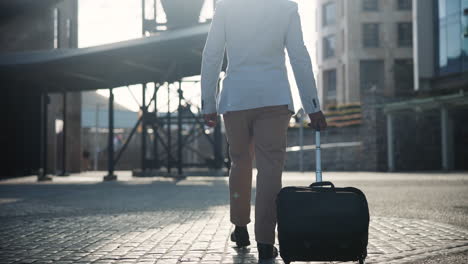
[359,258,365,264]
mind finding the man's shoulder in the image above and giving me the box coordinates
[215,0,297,16]
[279,0,298,8]
[213,0,229,16]
[277,0,299,14]
[217,0,297,8]
[214,0,227,10]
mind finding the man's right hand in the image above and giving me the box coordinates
[308,111,327,130]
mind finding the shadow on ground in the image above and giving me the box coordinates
[0,177,236,219]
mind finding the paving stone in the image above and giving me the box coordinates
[0,173,467,263]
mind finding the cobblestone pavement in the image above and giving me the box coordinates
[409,250,468,264]
[0,171,467,264]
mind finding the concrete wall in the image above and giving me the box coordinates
[3,90,42,177]
[0,9,54,51]
[0,1,77,51]
[393,109,442,170]
[285,125,363,171]
[360,93,389,171]
[56,0,78,49]
[65,92,82,172]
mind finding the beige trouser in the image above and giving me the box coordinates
[222,104,293,244]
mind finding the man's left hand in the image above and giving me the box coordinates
[308,111,327,130]
[204,113,218,127]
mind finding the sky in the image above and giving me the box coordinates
[78,0,317,113]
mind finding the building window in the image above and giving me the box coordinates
[397,0,412,10]
[362,0,379,11]
[394,59,414,94]
[323,35,336,59]
[362,23,380,47]
[324,69,337,100]
[360,60,384,93]
[398,22,413,47]
[322,1,336,27]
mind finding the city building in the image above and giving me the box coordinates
[1,1,81,177]
[295,0,468,172]
[291,0,414,172]
[382,0,468,171]
[316,0,414,107]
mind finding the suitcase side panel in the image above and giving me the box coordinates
[276,187,369,262]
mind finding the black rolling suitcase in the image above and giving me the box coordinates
[276,131,369,264]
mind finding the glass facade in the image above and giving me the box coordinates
[322,1,336,27]
[437,0,468,74]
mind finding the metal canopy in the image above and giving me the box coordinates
[381,91,468,113]
[0,24,211,93]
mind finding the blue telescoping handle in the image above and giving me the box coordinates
[315,130,322,182]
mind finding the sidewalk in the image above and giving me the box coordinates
[0,171,467,263]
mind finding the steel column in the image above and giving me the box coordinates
[386,113,395,172]
[153,84,160,169]
[58,91,69,176]
[441,107,454,170]
[38,91,51,181]
[115,116,143,164]
[177,81,183,175]
[167,83,171,174]
[104,88,117,181]
[142,83,147,172]
[43,92,48,177]
[94,104,101,170]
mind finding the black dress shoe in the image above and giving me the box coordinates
[257,243,278,263]
[230,226,250,247]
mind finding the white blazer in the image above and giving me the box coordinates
[201,0,321,115]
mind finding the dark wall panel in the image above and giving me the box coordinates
[3,91,42,177]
